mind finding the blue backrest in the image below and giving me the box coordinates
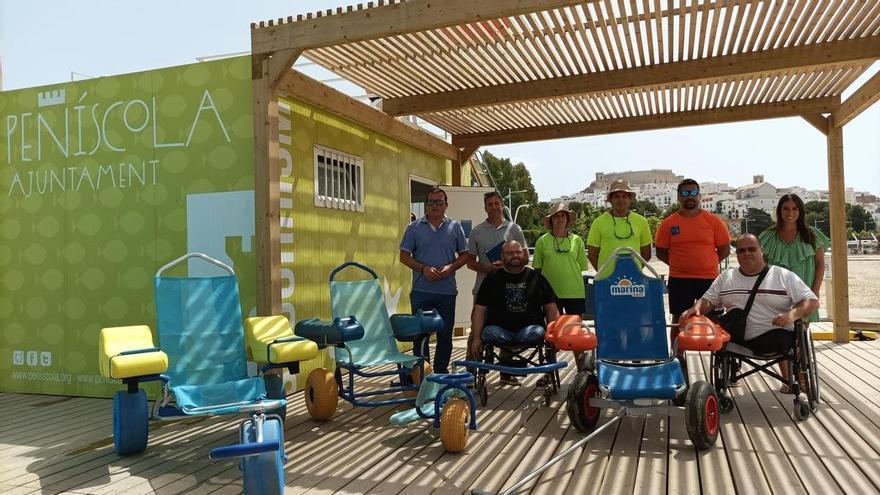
[329,263,400,365]
[155,274,248,387]
[594,254,669,360]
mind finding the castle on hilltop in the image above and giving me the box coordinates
[551,170,876,233]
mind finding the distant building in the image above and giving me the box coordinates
[549,170,874,224]
[586,169,683,193]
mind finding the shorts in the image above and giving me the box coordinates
[735,328,795,356]
[667,277,714,318]
[556,298,586,316]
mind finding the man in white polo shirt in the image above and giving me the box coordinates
[679,234,818,388]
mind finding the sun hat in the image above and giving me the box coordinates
[606,180,636,200]
[543,202,577,229]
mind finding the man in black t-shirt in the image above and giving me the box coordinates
[470,241,559,384]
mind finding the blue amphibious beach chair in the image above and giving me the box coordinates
[99,253,318,494]
[565,247,719,449]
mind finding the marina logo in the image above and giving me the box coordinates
[610,278,646,298]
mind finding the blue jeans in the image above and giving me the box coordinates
[409,291,456,374]
[482,324,545,346]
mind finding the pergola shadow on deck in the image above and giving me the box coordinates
[249,0,880,343]
[2,339,880,494]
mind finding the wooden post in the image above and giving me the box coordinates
[451,156,463,186]
[453,145,479,186]
[253,57,282,315]
[826,124,849,343]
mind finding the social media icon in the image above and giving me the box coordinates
[40,352,52,367]
[26,351,38,366]
[13,351,24,366]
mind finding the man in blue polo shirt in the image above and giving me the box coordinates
[400,186,471,373]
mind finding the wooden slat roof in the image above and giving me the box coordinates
[252,0,880,145]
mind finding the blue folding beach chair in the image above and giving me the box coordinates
[99,253,318,495]
[295,262,442,421]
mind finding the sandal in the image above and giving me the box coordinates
[779,384,794,395]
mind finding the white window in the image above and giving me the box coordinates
[313,145,364,211]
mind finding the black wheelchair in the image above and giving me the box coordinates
[710,320,820,420]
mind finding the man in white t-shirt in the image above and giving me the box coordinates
[679,234,819,388]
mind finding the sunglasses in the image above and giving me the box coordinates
[679,189,700,197]
[735,246,759,254]
[426,199,446,206]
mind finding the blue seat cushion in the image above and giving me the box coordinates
[598,360,685,400]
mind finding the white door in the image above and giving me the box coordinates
[443,186,497,328]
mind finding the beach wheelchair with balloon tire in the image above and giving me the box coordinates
[294,261,480,452]
[564,247,721,450]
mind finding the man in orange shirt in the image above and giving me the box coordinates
[656,179,731,347]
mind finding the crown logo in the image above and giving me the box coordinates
[37,89,66,107]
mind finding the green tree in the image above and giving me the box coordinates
[646,215,661,239]
[631,199,660,217]
[804,201,830,236]
[662,204,680,218]
[480,151,539,227]
[741,208,772,236]
[848,204,872,232]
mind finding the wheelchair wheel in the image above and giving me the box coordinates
[113,390,149,456]
[567,372,600,433]
[476,373,488,407]
[685,380,719,450]
[439,398,470,453]
[718,394,735,413]
[241,416,285,495]
[403,362,432,398]
[793,398,811,421]
[798,328,820,411]
[305,368,338,421]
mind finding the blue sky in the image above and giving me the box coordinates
[2,0,877,200]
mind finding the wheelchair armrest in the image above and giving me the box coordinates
[245,315,319,364]
[546,316,596,351]
[99,325,169,380]
[677,316,730,352]
[390,310,443,342]
[294,316,364,347]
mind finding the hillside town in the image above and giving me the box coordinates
[550,169,880,252]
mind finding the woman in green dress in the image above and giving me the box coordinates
[759,193,830,325]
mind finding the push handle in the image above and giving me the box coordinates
[682,320,718,335]
[595,246,661,279]
[329,261,378,282]
[156,253,235,277]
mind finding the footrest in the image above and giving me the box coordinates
[245,315,319,363]
[99,325,169,380]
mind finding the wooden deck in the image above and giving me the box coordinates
[2,333,880,495]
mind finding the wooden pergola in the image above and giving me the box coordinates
[250,0,880,343]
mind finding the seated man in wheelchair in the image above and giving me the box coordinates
[679,234,819,394]
[469,240,559,386]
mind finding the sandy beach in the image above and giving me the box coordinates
[638,254,880,321]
